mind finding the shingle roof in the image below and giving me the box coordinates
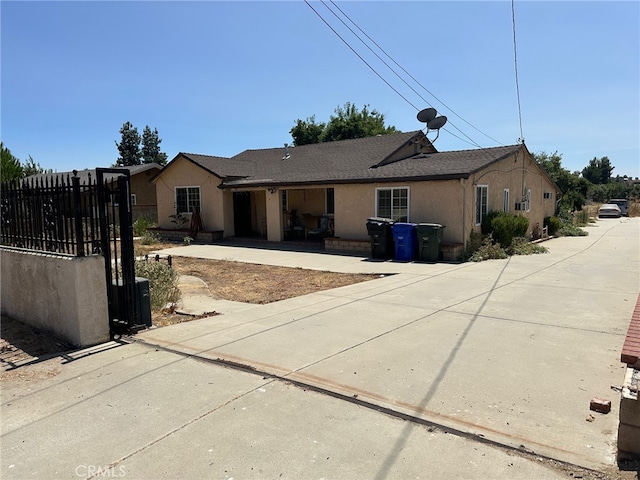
[25,163,162,185]
[162,132,525,187]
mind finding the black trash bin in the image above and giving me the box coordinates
[417,223,445,262]
[366,217,395,259]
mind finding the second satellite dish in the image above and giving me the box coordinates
[417,108,437,123]
[427,115,447,130]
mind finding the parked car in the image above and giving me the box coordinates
[598,203,622,218]
[608,198,629,216]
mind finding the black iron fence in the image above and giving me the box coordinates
[1,172,101,256]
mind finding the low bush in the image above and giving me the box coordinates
[544,216,561,236]
[482,211,529,247]
[135,260,180,311]
[468,234,508,262]
[133,215,156,236]
[506,237,549,255]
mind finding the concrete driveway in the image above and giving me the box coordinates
[138,217,640,471]
[2,218,637,479]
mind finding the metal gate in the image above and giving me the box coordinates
[96,168,146,336]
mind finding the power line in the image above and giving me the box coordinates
[512,0,525,143]
[303,0,420,111]
[328,0,504,147]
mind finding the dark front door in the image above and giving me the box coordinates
[233,192,252,236]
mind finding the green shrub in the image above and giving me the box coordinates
[134,260,180,311]
[544,216,561,236]
[482,211,529,247]
[133,215,155,236]
[558,223,588,237]
[575,209,589,226]
[468,234,508,262]
[462,230,483,261]
[506,237,549,255]
[139,231,160,245]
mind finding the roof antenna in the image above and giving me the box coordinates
[417,108,447,143]
[282,143,290,160]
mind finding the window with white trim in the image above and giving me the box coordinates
[503,189,509,213]
[543,192,553,199]
[525,188,531,212]
[175,186,201,214]
[130,194,137,206]
[281,189,288,211]
[475,185,488,225]
[376,187,409,222]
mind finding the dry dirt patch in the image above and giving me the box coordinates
[135,241,380,325]
[172,256,377,304]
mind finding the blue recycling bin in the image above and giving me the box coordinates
[392,222,417,261]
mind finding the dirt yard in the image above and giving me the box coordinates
[135,241,378,325]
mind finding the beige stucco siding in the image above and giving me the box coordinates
[155,157,225,231]
[335,180,463,244]
[130,169,159,205]
[467,149,558,237]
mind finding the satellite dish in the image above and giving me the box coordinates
[417,108,437,123]
[427,115,447,130]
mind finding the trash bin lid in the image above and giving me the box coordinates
[392,222,417,233]
[367,217,395,224]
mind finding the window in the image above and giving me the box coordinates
[175,186,200,214]
[376,187,409,222]
[543,192,553,199]
[526,189,531,212]
[130,194,137,206]
[281,189,288,212]
[326,188,335,215]
[503,189,509,213]
[475,185,488,225]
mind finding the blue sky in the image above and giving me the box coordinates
[2,1,639,178]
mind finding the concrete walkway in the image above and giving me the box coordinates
[2,217,638,479]
[142,217,639,470]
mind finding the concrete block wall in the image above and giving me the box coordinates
[324,238,371,256]
[0,248,110,348]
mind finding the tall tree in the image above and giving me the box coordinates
[582,156,614,184]
[533,151,588,211]
[1,143,23,182]
[290,116,326,146]
[22,155,47,176]
[141,125,168,165]
[115,121,142,166]
[290,102,399,146]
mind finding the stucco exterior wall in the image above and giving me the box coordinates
[334,180,464,244]
[155,157,226,232]
[467,149,558,239]
[130,169,159,206]
[0,248,110,347]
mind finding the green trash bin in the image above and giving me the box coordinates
[417,223,445,262]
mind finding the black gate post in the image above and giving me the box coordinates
[72,173,85,257]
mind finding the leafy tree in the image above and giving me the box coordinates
[141,126,168,165]
[115,121,142,166]
[290,102,399,146]
[290,116,326,146]
[22,155,47,176]
[581,156,614,184]
[1,142,23,182]
[533,151,588,211]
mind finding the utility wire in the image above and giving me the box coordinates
[320,0,483,149]
[303,0,419,111]
[512,0,525,143]
[328,0,504,147]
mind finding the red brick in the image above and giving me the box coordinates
[590,398,612,414]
